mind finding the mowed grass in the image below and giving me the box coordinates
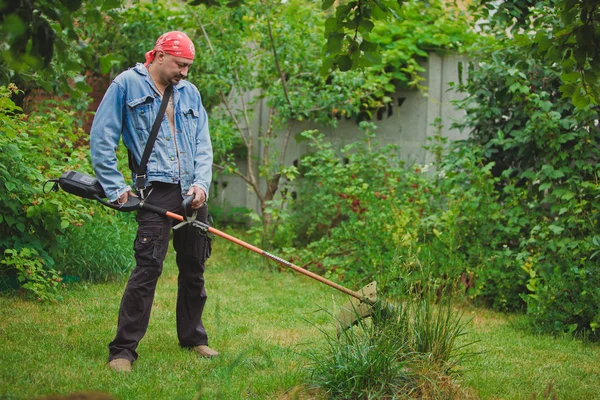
[1,234,599,399]
[0,236,337,400]
[458,306,600,400]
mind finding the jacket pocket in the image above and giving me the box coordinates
[181,108,200,137]
[127,95,155,134]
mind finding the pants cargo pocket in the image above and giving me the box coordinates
[174,225,211,262]
[134,228,165,266]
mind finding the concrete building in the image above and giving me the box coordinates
[211,53,471,214]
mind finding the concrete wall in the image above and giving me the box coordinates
[210,53,471,213]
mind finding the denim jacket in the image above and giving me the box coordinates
[90,63,212,202]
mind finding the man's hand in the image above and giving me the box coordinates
[186,186,206,209]
[117,190,138,206]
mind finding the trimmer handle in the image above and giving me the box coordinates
[95,195,141,212]
[181,193,196,221]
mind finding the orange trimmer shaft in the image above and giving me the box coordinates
[140,200,365,301]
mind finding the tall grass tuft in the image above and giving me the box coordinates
[52,211,136,282]
[307,284,475,399]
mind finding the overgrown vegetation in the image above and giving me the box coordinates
[1,3,599,398]
[0,85,135,300]
[308,285,474,398]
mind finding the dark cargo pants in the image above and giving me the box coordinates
[108,182,212,362]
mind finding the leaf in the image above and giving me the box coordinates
[561,71,580,83]
[549,225,564,235]
[572,90,591,108]
[62,0,83,12]
[60,220,69,230]
[336,55,352,72]
[327,33,345,54]
[1,14,26,36]
[359,19,375,32]
[560,83,576,97]
[560,191,575,201]
[101,0,121,10]
[322,0,335,10]
[75,81,92,93]
[539,101,552,112]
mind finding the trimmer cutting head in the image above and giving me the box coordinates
[336,281,378,334]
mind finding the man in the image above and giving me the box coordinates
[90,31,217,373]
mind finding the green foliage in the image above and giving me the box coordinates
[0,0,123,111]
[52,212,136,282]
[321,0,401,72]
[308,286,472,398]
[0,84,95,255]
[452,38,600,334]
[291,125,433,283]
[0,85,135,297]
[476,0,600,106]
[321,0,478,74]
[1,247,63,302]
[369,0,479,89]
[415,144,528,311]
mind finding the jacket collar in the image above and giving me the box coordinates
[133,63,184,91]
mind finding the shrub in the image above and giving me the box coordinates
[0,85,136,297]
[452,42,600,335]
[416,143,528,311]
[0,248,63,303]
[51,211,136,283]
[0,85,95,289]
[291,126,434,284]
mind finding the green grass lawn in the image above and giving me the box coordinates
[1,236,599,399]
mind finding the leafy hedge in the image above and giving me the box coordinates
[452,42,600,334]
[0,85,135,301]
[290,113,599,336]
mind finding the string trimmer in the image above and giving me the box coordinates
[46,171,378,331]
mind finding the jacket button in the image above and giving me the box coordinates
[171,157,175,161]
[166,137,171,141]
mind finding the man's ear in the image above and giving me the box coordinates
[156,51,165,64]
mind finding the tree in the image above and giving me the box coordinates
[189,1,364,241]
[320,0,600,105]
[0,0,122,109]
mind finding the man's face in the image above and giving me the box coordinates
[156,52,193,85]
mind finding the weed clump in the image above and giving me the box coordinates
[307,286,476,399]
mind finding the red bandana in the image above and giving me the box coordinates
[144,31,195,66]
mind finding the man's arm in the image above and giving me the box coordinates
[90,81,132,203]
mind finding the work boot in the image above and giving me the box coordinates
[193,345,219,358]
[109,358,132,372]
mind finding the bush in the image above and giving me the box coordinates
[0,85,95,292]
[452,42,600,335]
[0,85,136,298]
[416,143,528,311]
[0,248,63,303]
[290,126,434,284]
